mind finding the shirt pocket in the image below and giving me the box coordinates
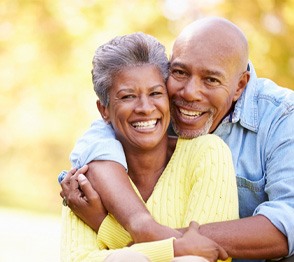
[236,175,266,192]
[236,176,268,217]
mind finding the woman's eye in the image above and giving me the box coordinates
[150,92,162,96]
[121,94,135,100]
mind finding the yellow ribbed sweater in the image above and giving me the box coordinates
[61,134,239,262]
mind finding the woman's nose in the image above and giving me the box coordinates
[134,96,156,114]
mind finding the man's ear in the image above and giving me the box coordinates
[233,71,250,102]
[96,100,110,123]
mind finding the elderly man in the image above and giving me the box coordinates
[60,17,294,261]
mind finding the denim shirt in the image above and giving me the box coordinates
[213,63,294,258]
[70,63,294,258]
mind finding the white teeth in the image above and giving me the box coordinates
[179,108,202,117]
[132,120,157,129]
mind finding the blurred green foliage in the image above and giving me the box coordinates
[0,0,293,215]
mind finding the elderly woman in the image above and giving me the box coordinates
[60,32,238,261]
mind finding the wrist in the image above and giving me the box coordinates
[173,238,186,257]
[127,214,158,242]
[95,213,107,232]
[127,214,182,243]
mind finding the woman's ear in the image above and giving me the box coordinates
[96,100,110,123]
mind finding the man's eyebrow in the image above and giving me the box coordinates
[169,61,187,69]
[170,62,225,79]
[202,69,224,77]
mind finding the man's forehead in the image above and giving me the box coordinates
[170,44,227,67]
[170,58,226,78]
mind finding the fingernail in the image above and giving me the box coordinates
[78,174,86,181]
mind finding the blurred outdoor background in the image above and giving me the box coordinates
[1,0,294,261]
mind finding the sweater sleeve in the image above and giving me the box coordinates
[182,134,239,225]
[178,135,238,262]
[60,207,175,262]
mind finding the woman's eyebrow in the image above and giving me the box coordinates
[116,88,134,95]
[149,84,165,90]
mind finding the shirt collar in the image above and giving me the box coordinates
[222,61,259,132]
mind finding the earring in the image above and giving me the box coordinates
[102,116,110,124]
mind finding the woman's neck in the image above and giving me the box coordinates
[123,135,177,202]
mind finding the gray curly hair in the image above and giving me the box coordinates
[92,32,169,106]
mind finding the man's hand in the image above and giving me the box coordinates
[174,221,228,262]
[60,166,107,232]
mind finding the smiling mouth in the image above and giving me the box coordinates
[132,119,157,130]
[179,108,203,119]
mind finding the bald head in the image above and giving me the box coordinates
[173,17,249,72]
[168,17,251,138]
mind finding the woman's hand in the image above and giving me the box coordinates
[60,166,107,232]
[174,221,228,262]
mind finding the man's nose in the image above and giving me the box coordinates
[180,78,203,101]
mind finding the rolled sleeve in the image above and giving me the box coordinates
[254,201,294,256]
[254,112,294,256]
[70,119,128,171]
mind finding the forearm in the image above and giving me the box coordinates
[87,161,166,241]
[199,215,288,259]
[86,161,150,232]
[86,160,182,242]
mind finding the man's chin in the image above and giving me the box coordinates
[176,128,206,139]
[171,119,212,139]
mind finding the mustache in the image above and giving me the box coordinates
[170,98,213,113]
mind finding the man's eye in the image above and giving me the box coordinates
[205,77,221,86]
[171,69,188,78]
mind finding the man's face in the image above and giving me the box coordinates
[167,37,247,138]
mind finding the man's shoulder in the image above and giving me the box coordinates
[245,62,294,108]
[234,76,294,132]
[254,78,294,109]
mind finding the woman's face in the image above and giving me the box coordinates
[99,64,170,151]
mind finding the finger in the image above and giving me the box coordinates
[60,190,64,199]
[60,169,75,192]
[79,165,89,174]
[78,174,100,202]
[189,221,200,230]
[70,165,89,181]
[62,166,90,208]
[61,167,77,185]
[69,173,80,191]
[217,245,228,261]
[69,165,89,191]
